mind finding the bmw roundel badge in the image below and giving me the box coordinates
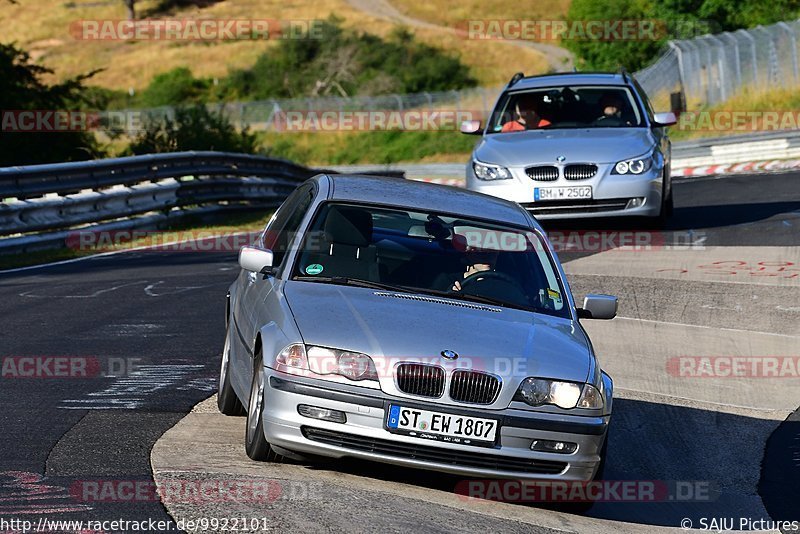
[441,350,459,360]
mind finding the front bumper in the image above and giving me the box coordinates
[261,368,609,481]
[466,161,664,220]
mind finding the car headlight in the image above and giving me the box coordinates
[306,346,379,381]
[611,153,654,175]
[515,378,604,409]
[473,160,512,181]
[276,343,308,368]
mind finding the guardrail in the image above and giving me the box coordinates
[0,151,402,255]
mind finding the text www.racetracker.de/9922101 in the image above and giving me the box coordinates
[0,516,275,532]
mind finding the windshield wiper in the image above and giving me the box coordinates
[293,276,412,293]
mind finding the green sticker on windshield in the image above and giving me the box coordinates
[305,264,324,275]
[547,288,561,302]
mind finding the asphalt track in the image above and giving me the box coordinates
[0,172,798,533]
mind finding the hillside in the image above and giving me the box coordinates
[0,0,553,92]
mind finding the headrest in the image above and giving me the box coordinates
[324,206,373,247]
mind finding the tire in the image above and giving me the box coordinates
[244,352,284,462]
[217,325,245,416]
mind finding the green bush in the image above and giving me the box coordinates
[129,104,257,154]
[215,19,476,100]
[138,67,211,107]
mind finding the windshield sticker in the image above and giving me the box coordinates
[547,288,562,302]
[305,264,324,275]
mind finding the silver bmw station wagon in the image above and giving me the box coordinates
[219,174,617,484]
[461,71,677,223]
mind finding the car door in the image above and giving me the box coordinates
[229,182,316,392]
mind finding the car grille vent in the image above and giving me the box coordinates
[564,164,598,180]
[396,364,445,398]
[301,427,568,474]
[373,292,501,313]
[449,370,501,404]
[526,165,559,181]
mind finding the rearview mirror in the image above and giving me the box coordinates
[460,120,482,135]
[653,112,677,127]
[239,246,274,274]
[577,294,617,320]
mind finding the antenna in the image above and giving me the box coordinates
[508,72,525,87]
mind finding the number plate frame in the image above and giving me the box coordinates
[385,404,500,448]
[534,186,593,201]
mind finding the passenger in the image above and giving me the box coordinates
[501,94,551,132]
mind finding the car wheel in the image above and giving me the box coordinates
[244,352,284,462]
[217,324,245,416]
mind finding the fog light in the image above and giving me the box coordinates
[531,439,577,454]
[297,404,346,423]
[625,197,644,209]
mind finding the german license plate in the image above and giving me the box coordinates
[386,405,498,446]
[534,186,592,201]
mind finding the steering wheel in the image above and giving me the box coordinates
[457,270,523,291]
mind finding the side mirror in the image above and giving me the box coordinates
[460,120,482,135]
[239,246,274,274]
[653,112,677,127]
[577,294,617,320]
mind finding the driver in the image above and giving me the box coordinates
[596,94,625,123]
[452,248,499,291]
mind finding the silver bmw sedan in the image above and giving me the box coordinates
[219,174,617,484]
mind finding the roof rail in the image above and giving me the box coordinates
[618,67,629,82]
[507,72,525,87]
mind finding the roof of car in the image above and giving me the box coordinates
[321,174,533,227]
[510,72,632,91]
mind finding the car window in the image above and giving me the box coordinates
[292,202,570,318]
[488,85,643,133]
[262,183,315,268]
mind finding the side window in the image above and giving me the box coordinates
[262,184,315,267]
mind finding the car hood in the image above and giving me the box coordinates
[474,128,655,166]
[284,281,592,385]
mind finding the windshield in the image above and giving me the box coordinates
[487,85,643,133]
[291,203,570,318]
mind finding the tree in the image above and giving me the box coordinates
[123,0,135,20]
[0,43,102,166]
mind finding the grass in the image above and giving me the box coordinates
[0,209,273,271]
[0,0,548,91]
[392,0,572,31]
[669,86,800,141]
[261,129,477,166]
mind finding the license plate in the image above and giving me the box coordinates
[386,405,498,446]
[534,186,592,201]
